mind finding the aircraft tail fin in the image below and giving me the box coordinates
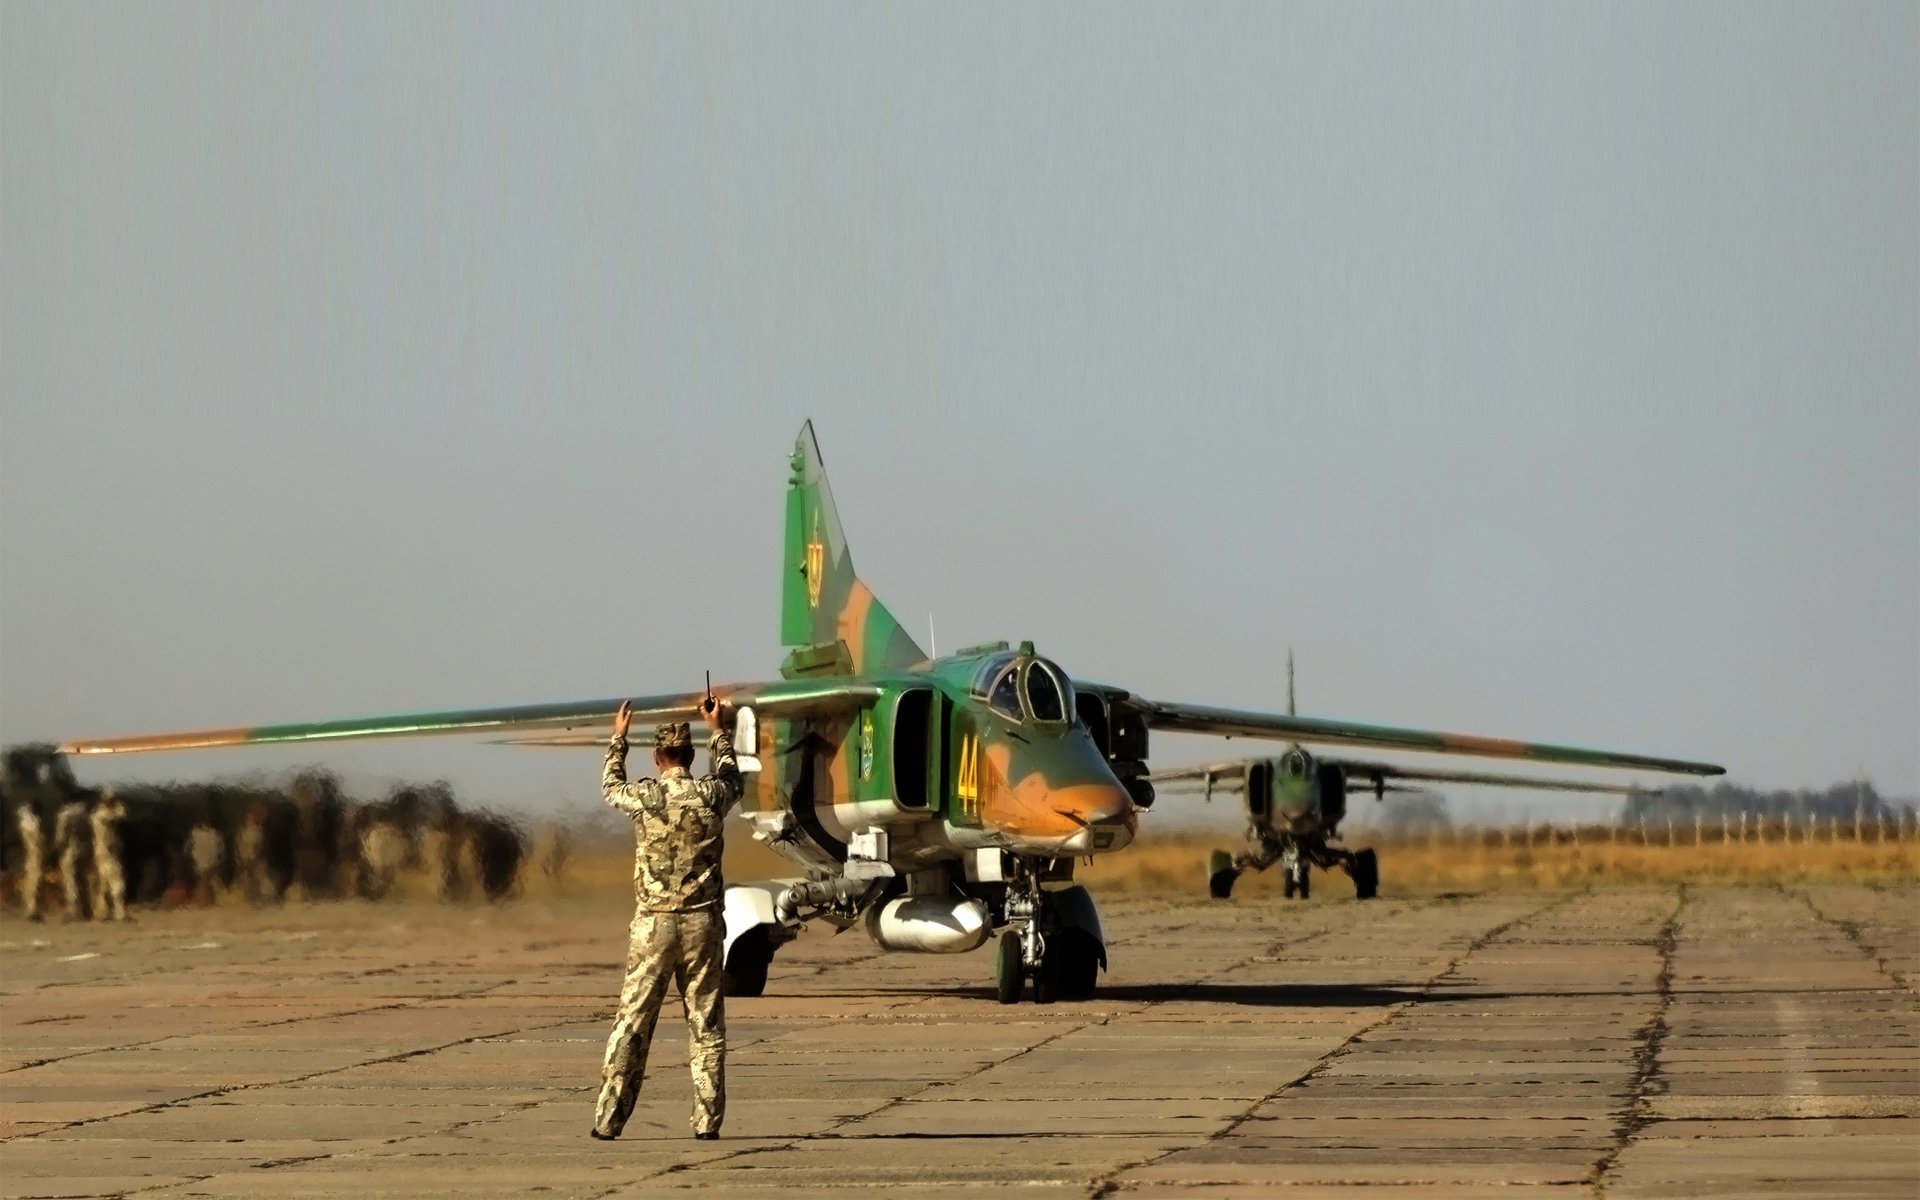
[781,422,926,673]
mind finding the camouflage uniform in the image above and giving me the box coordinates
[236,805,269,903]
[359,821,407,899]
[592,721,741,1140]
[89,793,127,921]
[15,805,44,920]
[54,800,90,919]
[188,820,225,904]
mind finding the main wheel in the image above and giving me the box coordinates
[1351,848,1379,900]
[1031,932,1059,1005]
[1032,964,1057,1005]
[994,931,1024,1005]
[1207,850,1238,900]
[1282,874,1297,899]
[723,928,773,998]
[1052,930,1102,1000]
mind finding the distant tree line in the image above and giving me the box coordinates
[1621,780,1915,825]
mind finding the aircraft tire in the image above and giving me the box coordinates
[1053,930,1101,1000]
[1295,866,1310,901]
[723,928,773,998]
[1032,965,1057,1005]
[1207,850,1238,899]
[1352,849,1379,900]
[994,931,1024,1005]
[1282,875,1297,900]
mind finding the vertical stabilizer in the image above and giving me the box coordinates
[781,423,926,673]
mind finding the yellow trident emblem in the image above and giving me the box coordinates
[805,515,825,609]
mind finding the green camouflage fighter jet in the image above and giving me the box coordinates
[1152,656,1657,901]
[1153,753,1649,902]
[62,422,1723,1005]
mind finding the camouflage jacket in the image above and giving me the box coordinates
[603,730,742,913]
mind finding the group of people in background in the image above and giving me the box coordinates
[1,744,526,921]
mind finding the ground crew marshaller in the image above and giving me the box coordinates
[591,698,741,1142]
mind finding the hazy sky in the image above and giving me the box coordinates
[4,4,1915,824]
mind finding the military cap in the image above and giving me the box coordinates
[653,722,692,750]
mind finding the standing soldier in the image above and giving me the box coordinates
[591,698,741,1143]
[359,818,407,900]
[54,794,91,920]
[235,801,269,903]
[89,789,128,921]
[188,809,226,905]
[14,800,45,921]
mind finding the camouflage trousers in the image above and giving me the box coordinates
[59,849,84,917]
[18,839,41,918]
[593,909,725,1138]
[91,852,126,921]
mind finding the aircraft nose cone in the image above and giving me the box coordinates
[1049,783,1138,853]
[1277,804,1318,834]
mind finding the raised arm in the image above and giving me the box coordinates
[602,699,651,821]
[701,700,744,811]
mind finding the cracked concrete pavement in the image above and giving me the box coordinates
[2,884,1914,1198]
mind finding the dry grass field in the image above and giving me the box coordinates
[1079,827,1920,895]
[525,819,1920,903]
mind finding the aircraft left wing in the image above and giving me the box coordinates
[1129,698,1723,777]
[59,678,879,756]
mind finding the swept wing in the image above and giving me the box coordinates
[59,679,878,757]
[1132,698,1722,777]
[1152,758,1651,795]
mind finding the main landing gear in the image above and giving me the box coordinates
[1207,839,1379,901]
[995,863,1103,1005]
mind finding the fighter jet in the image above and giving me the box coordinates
[1152,655,1652,900]
[62,423,1722,1004]
[1153,750,1647,901]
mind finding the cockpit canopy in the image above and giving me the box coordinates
[971,652,1076,726]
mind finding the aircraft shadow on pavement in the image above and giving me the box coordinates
[831,982,1440,1008]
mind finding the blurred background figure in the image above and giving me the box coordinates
[236,801,268,903]
[54,792,91,920]
[359,816,407,900]
[188,806,226,905]
[334,803,364,897]
[422,793,467,902]
[470,814,526,901]
[289,771,344,901]
[11,796,45,921]
[89,789,128,921]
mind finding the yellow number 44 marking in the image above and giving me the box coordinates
[956,733,980,817]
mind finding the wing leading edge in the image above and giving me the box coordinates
[1152,758,1652,796]
[60,678,879,757]
[1137,699,1722,777]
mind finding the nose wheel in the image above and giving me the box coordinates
[994,931,1024,1004]
[995,866,1103,1004]
[1282,847,1310,900]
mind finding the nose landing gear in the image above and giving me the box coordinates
[994,862,1105,1004]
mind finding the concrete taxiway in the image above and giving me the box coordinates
[2,884,1915,1198]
